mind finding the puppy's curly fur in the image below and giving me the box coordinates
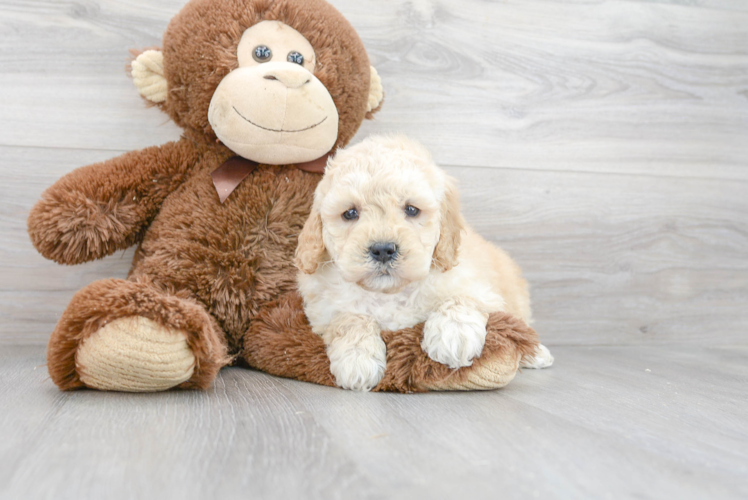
[295,135,553,391]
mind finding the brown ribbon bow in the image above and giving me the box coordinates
[211,154,330,203]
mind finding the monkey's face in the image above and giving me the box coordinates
[207,21,339,164]
[131,0,383,161]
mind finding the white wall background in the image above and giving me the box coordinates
[1,0,746,345]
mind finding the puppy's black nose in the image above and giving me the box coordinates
[369,242,398,263]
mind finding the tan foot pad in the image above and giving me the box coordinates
[418,351,522,391]
[76,316,195,392]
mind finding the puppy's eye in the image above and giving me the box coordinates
[342,208,359,221]
[287,51,304,65]
[404,205,420,217]
[253,45,272,62]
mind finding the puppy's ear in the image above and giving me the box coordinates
[295,207,326,274]
[432,180,465,272]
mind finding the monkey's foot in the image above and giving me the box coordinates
[47,278,229,391]
[76,316,195,392]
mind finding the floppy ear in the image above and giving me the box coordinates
[365,66,384,117]
[432,180,465,272]
[295,207,326,274]
[131,49,168,104]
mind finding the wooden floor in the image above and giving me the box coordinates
[1,0,747,498]
[1,344,747,500]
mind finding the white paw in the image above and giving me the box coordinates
[422,308,487,369]
[327,334,386,391]
[520,344,554,369]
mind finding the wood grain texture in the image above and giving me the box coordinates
[3,146,746,344]
[1,0,747,346]
[1,0,746,177]
[354,0,748,180]
[1,345,747,500]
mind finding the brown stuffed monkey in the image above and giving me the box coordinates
[27,0,539,393]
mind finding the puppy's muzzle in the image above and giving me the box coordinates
[369,242,398,264]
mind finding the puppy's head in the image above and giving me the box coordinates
[295,135,464,293]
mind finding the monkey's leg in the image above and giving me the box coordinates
[242,292,336,388]
[397,311,540,392]
[47,278,229,392]
[243,291,540,393]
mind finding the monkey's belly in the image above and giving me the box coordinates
[130,165,319,352]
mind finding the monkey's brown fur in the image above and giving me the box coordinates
[29,0,539,392]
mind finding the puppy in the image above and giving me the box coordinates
[295,135,553,391]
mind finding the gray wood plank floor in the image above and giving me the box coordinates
[1,344,746,500]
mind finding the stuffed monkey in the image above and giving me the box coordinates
[28,0,538,393]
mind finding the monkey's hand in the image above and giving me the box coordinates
[28,139,200,265]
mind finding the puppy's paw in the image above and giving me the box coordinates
[327,334,386,391]
[422,306,488,369]
[520,344,554,369]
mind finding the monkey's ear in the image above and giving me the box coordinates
[131,50,168,104]
[365,66,384,116]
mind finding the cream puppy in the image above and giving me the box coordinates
[295,135,553,391]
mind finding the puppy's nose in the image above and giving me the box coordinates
[369,242,398,264]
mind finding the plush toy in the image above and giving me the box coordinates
[28,0,539,393]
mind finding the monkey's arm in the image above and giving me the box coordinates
[28,138,200,265]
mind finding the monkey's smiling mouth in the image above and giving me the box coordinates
[233,106,327,133]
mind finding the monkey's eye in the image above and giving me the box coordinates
[253,45,272,62]
[404,205,420,217]
[342,208,359,221]
[287,51,304,65]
